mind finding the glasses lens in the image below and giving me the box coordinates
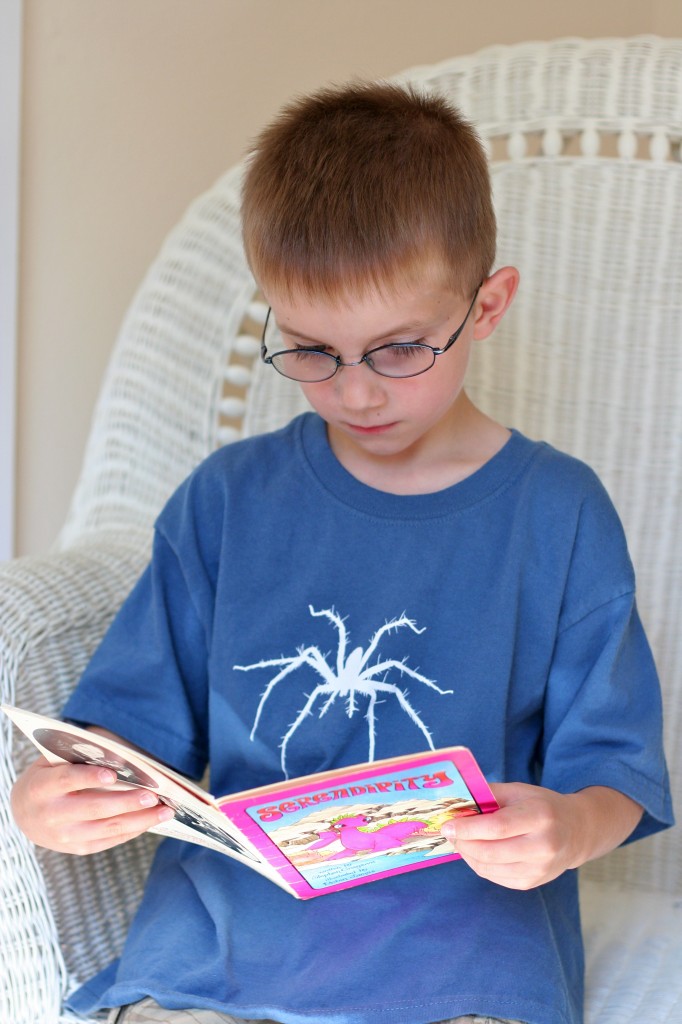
[368,344,435,378]
[271,350,338,382]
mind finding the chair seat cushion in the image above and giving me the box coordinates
[581,879,682,1022]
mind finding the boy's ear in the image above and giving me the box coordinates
[473,267,519,340]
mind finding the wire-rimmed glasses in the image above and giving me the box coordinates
[260,286,481,383]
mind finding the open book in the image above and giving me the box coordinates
[3,704,498,900]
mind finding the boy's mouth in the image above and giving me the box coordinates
[345,422,397,435]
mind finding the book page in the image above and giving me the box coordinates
[2,704,261,866]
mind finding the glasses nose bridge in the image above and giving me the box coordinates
[335,353,373,373]
[331,354,386,404]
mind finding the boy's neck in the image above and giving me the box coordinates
[326,394,511,496]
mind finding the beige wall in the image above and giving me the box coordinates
[15,0,682,555]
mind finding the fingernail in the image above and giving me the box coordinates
[139,792,158,808]
[98,769,116,785]
[441,822,457,840]
[158,806,175,822]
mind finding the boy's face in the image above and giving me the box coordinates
[266,277,484,487]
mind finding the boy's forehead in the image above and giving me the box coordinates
[268,283,447,312]
[264,262,465,320]
[266,276,461,337]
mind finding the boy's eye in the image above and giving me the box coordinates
[368,342,434,377]
[292,346,329,360]
[373,343,429,367]
[385,342,426,358]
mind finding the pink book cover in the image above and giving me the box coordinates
[218,747,498,899]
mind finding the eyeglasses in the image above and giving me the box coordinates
[260,286,481,383]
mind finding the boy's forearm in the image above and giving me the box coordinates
[565,786,644,868]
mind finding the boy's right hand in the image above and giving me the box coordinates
[10,756,175,855]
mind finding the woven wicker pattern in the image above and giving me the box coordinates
[403,39,682,900]
[1,36,680,1024]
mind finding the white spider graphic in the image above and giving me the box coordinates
[233,606,453,778]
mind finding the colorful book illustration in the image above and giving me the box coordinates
[3,704,498,899]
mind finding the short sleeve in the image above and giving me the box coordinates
[62,527,211,780]
[540,590,674,841]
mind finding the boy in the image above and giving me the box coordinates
[11,82,673,1024]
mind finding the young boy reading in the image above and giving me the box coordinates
[11,82,673,1024]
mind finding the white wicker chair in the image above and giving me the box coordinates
[1,35,681,1024]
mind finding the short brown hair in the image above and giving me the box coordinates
[241,80,495,302]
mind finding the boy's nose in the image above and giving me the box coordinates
[333,363,386,411]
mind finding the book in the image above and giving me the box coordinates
[3,703,498,900]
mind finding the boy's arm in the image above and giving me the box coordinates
[11,727,175,856]
[441,782,643,890]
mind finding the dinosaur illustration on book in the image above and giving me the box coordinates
[307,813,431,860]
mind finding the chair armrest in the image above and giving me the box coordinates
[0,533,156,1024]
[581,878,682,1022]
[1,533,149,718]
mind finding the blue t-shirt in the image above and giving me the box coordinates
[64,413,673,1024]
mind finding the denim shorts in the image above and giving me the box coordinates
[107,997,522,1024]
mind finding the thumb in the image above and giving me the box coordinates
[439,795,501,843]
[441,782,536,845]
[441,818,457,842]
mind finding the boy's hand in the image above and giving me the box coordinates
[441,782,642,890]
[11,755,175,856]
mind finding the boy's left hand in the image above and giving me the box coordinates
[441,782,642,890]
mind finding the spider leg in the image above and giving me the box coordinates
[280,685,329,778]
[234,646,335,683]
[307,648,340,687]
[365,691,378,762]
[233,652,315,671]
[308,605,349,674]
[371,681,438,749]
[319,691,339,717]
[362,659,453,695]
[360,613,426,669]
[235,648,324,739]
